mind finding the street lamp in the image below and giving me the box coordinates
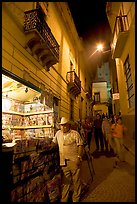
[89,43,111,58]
[97,44,103,52]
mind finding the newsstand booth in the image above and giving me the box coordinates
[2,69,61,202]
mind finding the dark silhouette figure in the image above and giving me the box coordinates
[94,113,104,151]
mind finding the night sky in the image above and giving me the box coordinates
[67,1,112,76]
[68,1,112,51]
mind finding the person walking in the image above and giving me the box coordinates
[83,117,93,150]
[94,113,104,152]
[52,117,84,202]
[111,116,127,167]
[101,116,111,151]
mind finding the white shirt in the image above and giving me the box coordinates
[53,129,83,165]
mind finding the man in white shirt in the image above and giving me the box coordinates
[52,117,84,202]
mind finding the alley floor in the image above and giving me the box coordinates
[80,138,135,202]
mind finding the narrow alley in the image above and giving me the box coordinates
[80,138,135,202]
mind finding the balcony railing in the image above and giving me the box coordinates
[111,15,129,59]
[66,71,81,97]
[85,89,92,100]
[24,8,59,71]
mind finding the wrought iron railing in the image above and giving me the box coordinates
[114,15,129,35]
[24,8,59,62]
[111,15,129,54]
[85,90,92,100]
[66,71,81,96]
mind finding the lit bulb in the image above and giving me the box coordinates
[97,44,103,52]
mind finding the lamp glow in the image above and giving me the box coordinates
[89,43,104,58]
[89,43,111,59]
[97,44,103,52]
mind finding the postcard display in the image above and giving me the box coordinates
[2,88,61,202]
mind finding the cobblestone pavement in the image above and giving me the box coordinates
[80,139,135,202]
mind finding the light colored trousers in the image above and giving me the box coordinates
[61,160,82,202]
[113,137,124,161]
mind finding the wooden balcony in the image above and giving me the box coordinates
[66,71,81,97]
[111,15,129,59]
[24,8,59,71]
[85,90,92,100]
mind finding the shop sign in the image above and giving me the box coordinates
[112,93,119,100]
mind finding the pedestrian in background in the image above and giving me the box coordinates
[111,116,127,167]
[110,114,118,153]
[52,117,84,202]
[94,113,104,152]
[101,115,111,152]
[101,113,105,119]
[113,114,118,125]
[109,114,115,125]
[83,117,93,150]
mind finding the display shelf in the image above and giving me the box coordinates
[24,110,54,115]
[13,149,37,161]
[10,144,61,202]
[2,125,11,129]
[12,170,43,189]
[2,74,60,202]
[2,110,54,116]
[13,145,57,160]
[2,111,24,116]
[38,146,59,155]
[13,154,30,163]
[10,125,53,129]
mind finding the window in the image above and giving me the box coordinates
[94,92,100,103]
[124,55,135,108]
